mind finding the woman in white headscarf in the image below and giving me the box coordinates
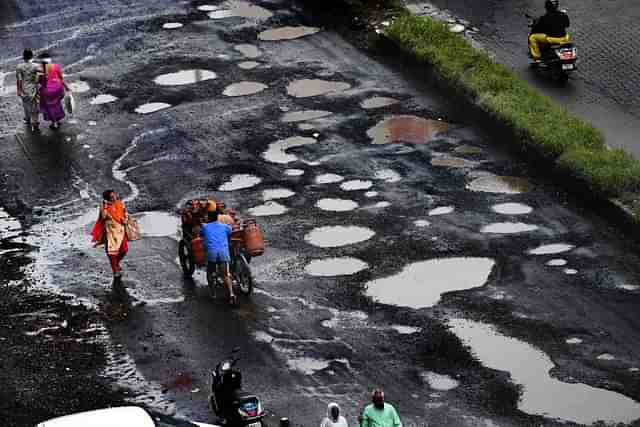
[320,402,348,427]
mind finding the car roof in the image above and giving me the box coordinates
[38,406,156,427]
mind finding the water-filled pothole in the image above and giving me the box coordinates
[428,206,454,216]
[281,110,332,123]
[366,258,495,309]
[367,115,449,144]
[234,44,261,58]
[431,155,476,168]
[222,81,267,97]
[316,198,358,212]
[162,22,183,29]
[263,188,295,200]
[90,94,118,105]
[154,70,217,86]
[546,259,567,267]
[134,103,171,114]
[340,180,373,191]
[135,212,180,238]
[315,173,343,184]
[69,81,90,93]
[208,1,273,20]
[374,169,401,183]
[197,5,218,11]
[248,201,288,216]
[263,136,316,164]
[304,226,375,248]
[305,257,369,276]
[391,325,422,334]
[258,26,320,41]
[219,174,262,191]
[491,203,533,215]
[422,372,460,391]
[481,223,539,234]
[365,191,378,198]
[286,79,351,98]
[528,243,574,255]
[414,220,431,227]
[449,318,640,424]
[238,61,260,70]
[454,144,483,155]
[284,169,305,176]
[467,175,531,194]
[360,96,399,109]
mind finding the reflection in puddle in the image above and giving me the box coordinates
[374,169,401,182]
[367,115,449,145]
[263,136,317,164]
[391,325,421,334]
[340,180,373,191]
[316,198,358,212]
[234,44,261,58]
[223,81,268,97]
[528,243,574,255]
[491,203,533,215]
[90,94,118,105]
[467,175,531,194]
[208,1,273,20]
[546,259,567,267]
[305,225,375,248]
[134,103,171,114]
[284,169,305,176]
[566,337,582,344]
[428,206,454,216]
[431,155,475,168]
[286,79,351,98]
[162,22,183,29]
[366,258,494,308]
[135,212,180,238]
[238,61,260,70]
[414,220,431,227]
[219,174,262,191]
[154,70,217,86]
[263,188,295,200]
[248,201,288,216]
[315,173,343,184]
[305,257,369,276]
[450,318,640,424]
[281,110,332,123]
[69,81,90,93]
[258,26,320,41]
[360,96,399,109]
[481,222,538,234]
[422,372,459,391]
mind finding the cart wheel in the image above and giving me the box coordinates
[235,254,254,296]
[178,240,195,277]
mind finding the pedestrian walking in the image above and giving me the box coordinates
[91,190,129,280]
[321,403,348,427]
[38,52,69,130]
[16,48,41,133]
[359,389,402,427]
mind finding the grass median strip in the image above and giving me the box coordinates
[386,14,640,196]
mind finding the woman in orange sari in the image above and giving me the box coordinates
[92,190,129,279]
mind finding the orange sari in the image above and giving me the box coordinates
[92,201,127,255]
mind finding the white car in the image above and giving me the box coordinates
[36,406,220,427]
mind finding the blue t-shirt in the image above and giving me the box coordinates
[201,222,232,262]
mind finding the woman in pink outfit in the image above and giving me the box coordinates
[38,52,70,130]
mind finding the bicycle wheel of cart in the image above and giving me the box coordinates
[178,240,195,276]
[234,254,254,296]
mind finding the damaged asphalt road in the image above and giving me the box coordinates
[2,1,640,426]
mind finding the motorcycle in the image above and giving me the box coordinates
[209,348,266,427]
[526,12,577,82]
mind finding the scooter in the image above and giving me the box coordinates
[209,348,266,427]
[526,12,577,82]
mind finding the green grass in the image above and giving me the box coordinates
[386,15,640,196]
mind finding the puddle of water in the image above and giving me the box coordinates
[286,79,351,98]
[449,318,640,424]
[234,44,261,58]
[197,5,218,11]
[340,180,373,191]
[208,1,273,20]
[238,61,260,70]
[90,94,118,105]
[305,257,369,276]
[258,26,320,41]
[491,203,533,215]
[219,174,262,191]
[631,368,640,373]
[366,257,494,308]
[414,220,431,227]
[253,331,274,343]
[391,325,421,334]
[134,211,180,238]
[281,110,332,123]
[263,136,316,164]
[431,155,475,168]
[263,188,295,200]
[546,259,567,267]
[374,168,401,183]
[284,168,305,176]
[481,222,539,234]
[134,103,171,114]
[566,337,583,344]
[315,173,343,184]
[304,225,375,248]
[154,70,217,86]
[0,208,22,239]
[467,175,531,194]
[248,201,288,216]
[365,191,378,198]
[286,357,330,375]
[528,243,574,255]
[360,96,399,109]
[428,206,454,216]
[564,268,578,275]
[223,81,268,97]
[422,372,460,391]
[454,144,484,155]
[373,201,391,209]
[88,121,98,126]
[69,81,90,93]
[619,284,640,291]
[316,198,358,212]
[298,123,315,131]
[367,115,449,145]
[162,22,183,29]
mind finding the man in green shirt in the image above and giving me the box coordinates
[359,389,402,427]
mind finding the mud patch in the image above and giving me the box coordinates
[367,115,449,144]
[491,203,533,215]
[286,79,351,98]
[248,201,288,216]
[263,136,316,164]
[281,110,332,123]
[219,174,262,191]
[360,96,399,109]
[305,257,369,276]
[134,103,171,114]
[258,26,320,41]
[154,69,217,86]
[304,225,375,248]
[340,180,372,191]
[223,81,268,97]
[316,198,358,212]
[480,223,539,234]
[366,258,495,309]
[467,175,531,194]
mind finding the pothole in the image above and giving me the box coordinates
[90,94,118,105]
[491,203,533,215]
[528,243,574,255]
[414,220,431,227]
[364,191,378,198]
[162,22,183,29]
[197,5,218,11]
[316,198,358,212]
[546,259,567,267]
[340,180,373,191]
[248,201,288,216]
[454,144,483,155]
[219,174,262,191]
[374,168,401,183]
[367,115,449,144]
[154,70,217,86]
[234,44,261,59]
[305,257,369,276]
[428,206,454,216]
[366,257,494,309]
[566,337,583,344]
[390,325,422,334]
[134,211,180,238]
[238,61,260,70]
[431,155,476,168]
[68,81,90,93]
[284,169,305,176]
[480,223,539,234]
[262,188,295,200]
[360,96,399,109]
[286,79,351,98]
[263,136,317,164]
[467,175,531,194]
[134,103,171,114]
[208,1,273,20]
[304,225,375,248]
[422,372,460,391]
[315,173,344,184]
[373,201,391,209]
[258,26,320,41]
[281,110,332,123]
[223,81,267,97]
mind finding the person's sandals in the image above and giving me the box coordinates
[31,124,40,133]
[229,294,237,305]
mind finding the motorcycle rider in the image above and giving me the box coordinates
[528,0,570,61]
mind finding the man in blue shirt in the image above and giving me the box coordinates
[201,210,235,304]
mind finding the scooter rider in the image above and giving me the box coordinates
[528,0,570,61]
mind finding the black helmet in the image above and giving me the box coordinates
[545,0,559,11]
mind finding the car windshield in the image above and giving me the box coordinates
[145,410,199,427]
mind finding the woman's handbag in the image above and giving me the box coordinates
[125,216,141,241]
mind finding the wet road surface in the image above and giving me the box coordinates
[3,1,640,426]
